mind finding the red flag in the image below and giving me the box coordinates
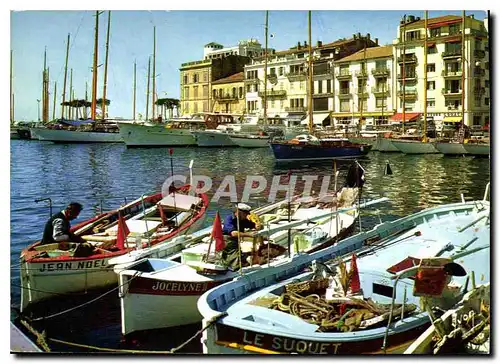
[116,212,130,250]
[212,211,225,252]
[169,148,174,155]
[350,253,361,294]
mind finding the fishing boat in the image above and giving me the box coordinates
[19,185,209,312]
[117,116,205,147]
[462,142,490,157]
[114,164,372,335]
[433,141,468,156]
[404,283,489,354]
[269,13,371,162]
[32,120,123,143]
[391,139,439,154]
[198,184,490,354]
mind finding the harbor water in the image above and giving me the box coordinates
[10,140,491,353]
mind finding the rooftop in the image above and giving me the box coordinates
[212,72,245,84]
[403,15,464,30]
[336,45,393,63]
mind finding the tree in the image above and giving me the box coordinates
[155,97,180,119]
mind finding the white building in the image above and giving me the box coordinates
[204,39,268,60]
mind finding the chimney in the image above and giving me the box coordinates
[367,33,371,40]
[375,38,379,45]
[304,40,308,47]
[297,41,301,49]
[357,32,361,39]
[317,40,323,47]
[353,33,357,39]
[471,14,474,19]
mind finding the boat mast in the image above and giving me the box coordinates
[85,80,88,119]
[461,10,466,137]
[146,56,151,121]
[61,33,70,119]
[133,60,136,119]
[152,26,156,121]
[10,50,13,124]
[263,10,268,125]
[69,68,73,119]
[52,81,57,120]
[102,11,111,120]
[423,11,428,143]
[401,15,406,134]
[307,10,313,134]
[90,11,101,121]
[359,44,366,133]
[42,47,49,123]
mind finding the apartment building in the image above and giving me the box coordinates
[393,14,489,129]
[244,34,378,125]
[331,45,394,127]
[211,72,246,114]
[204,39,267,60]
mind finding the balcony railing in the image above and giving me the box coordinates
[372,67,391,77]
[336,70,352,79]
[473,68,485,77]
[313,67,332,76]
[336,88,352,97]
[355,70,368,78]
[470,28,488,37]
[397,54,418,63]
[266,73,278,80]
[447,105,461,111]
[397,72,418,80]
[442,50,462,58]
[442,88,462,95]
[244,78,260,84]
[371,86,391,95]
[214,94,240,101]
[257,90,287,98]
[286,71,307,80]
[397,89,418,97]
[474,50,486,59]
[473,87,486,95]
[355,87,369,95]
[441,70,462,77]
[285,106,307,112]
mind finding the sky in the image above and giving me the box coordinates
[8,5,490,121]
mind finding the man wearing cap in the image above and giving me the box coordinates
[220,203,258,270]
[41,202,87,246]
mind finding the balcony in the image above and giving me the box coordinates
[286,71,307,81]
[442,88,462,96]
[372,67,390,77]
[244,78,260,84]
[313,91,334,98]
[397,72,418,81]
[257,90,287,98]
[474,50,486,59]
[313,67,332,76]
[473,87,486,95]
[473,68,485,77]
[355,87,369,96]
[214,94,240,101]
[397,89,418,99]
[336,70,352,79]
[441,70,462,78]
[336,88,352,98]
[446,105,461,111]
[355,70,368,78]
[371,86,390,96]
[266,74,278,83]
[441,50,461,59]
[397,54,418,64]
[285,106,307,113]
[470,28,488,37]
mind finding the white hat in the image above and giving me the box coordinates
[236,203,252,212]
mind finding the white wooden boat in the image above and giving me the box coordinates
[463,143,490,157]
[198,187,490,354]
[19,186,208,312]
[433,142,468,156]
[31,123,123,143]
[391,140,439,154]
[228,133,270,148]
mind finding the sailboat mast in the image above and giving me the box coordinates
[10,50,13,123]
[61,33,70,119]
[461,10,466,132]
[263,10,268,125]
[152,26,156,121]
[85,80,88,119]
[102,11,111,120]
[52,81,57,120]
[133,60,137,119]
[146,56,151,121]
[69,68,73,119]
[402,15,406,134]
[359,45,366,131]
[91,11,100,121]
[44,67,50,123]
[42,47,47,123]
[423,11,428,142]
[307,10,313,134]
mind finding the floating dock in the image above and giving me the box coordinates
[10,322,42,353]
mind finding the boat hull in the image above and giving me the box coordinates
[433,142,468,156]
[32,127,123,143]
[192,131,236,147]
[270,143,371,161]
[373,138,400,152]
[229,135,270,148]
[118,122,197,147]
[391,140,439,154]
[347,137,377,148]
[463,143,490,156]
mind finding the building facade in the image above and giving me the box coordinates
[244,34,378,125]
[211,72,246,114]
[332,45,395,127]
[204,39,267,60]
[393,14,489,129]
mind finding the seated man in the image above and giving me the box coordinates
[220,203,259,270]
[41,202,87,249]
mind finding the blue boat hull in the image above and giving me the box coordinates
[270,142,371,161]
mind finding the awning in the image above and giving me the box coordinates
[443,116,462,122]
[286,113,305,121]
[301,113,330,125]
[389,112,421,122]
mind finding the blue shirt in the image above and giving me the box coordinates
[222,213,256,236]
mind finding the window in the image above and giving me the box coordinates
[183,75,188,84]
[203,101,208,112]
[340,99,350,112]
[376,97,386,108]
[474,96,481,107]
[300,81,304,90]
[358,98,367,112]
[428,45,437,54]
[269,67,276,76]
[246,84,251,93]
[427,81,435,90]
[203,73,208,82]
[193,102,198,113]
[375,60,387,69]
[473,115,482,126]
[485,80,489,88]
[406,30,420,41]
[203,85,208,97]
[270,100,275,108]
[485,98,489,106]
[279,67,284,76]
[253,84,258,92]
[193,74,198,83]
[213,89,217,99]
[184,102,189,113]
[280,100,284,108]
[318,80,323,94]
[426,99,435,108]
[327,80,332,94]
[290,82,294,90]
[313,98,329,111]
[193,86,199,98]
[232,87,237,98]
[184,87,189,98]
[239,87,243,98]
[446,100,461,110]
[449,24,460,35]
[426,64,435,73]
[430,28,441,37]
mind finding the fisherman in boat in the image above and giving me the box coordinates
[221,203,261,270]
[41,202,86,247]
